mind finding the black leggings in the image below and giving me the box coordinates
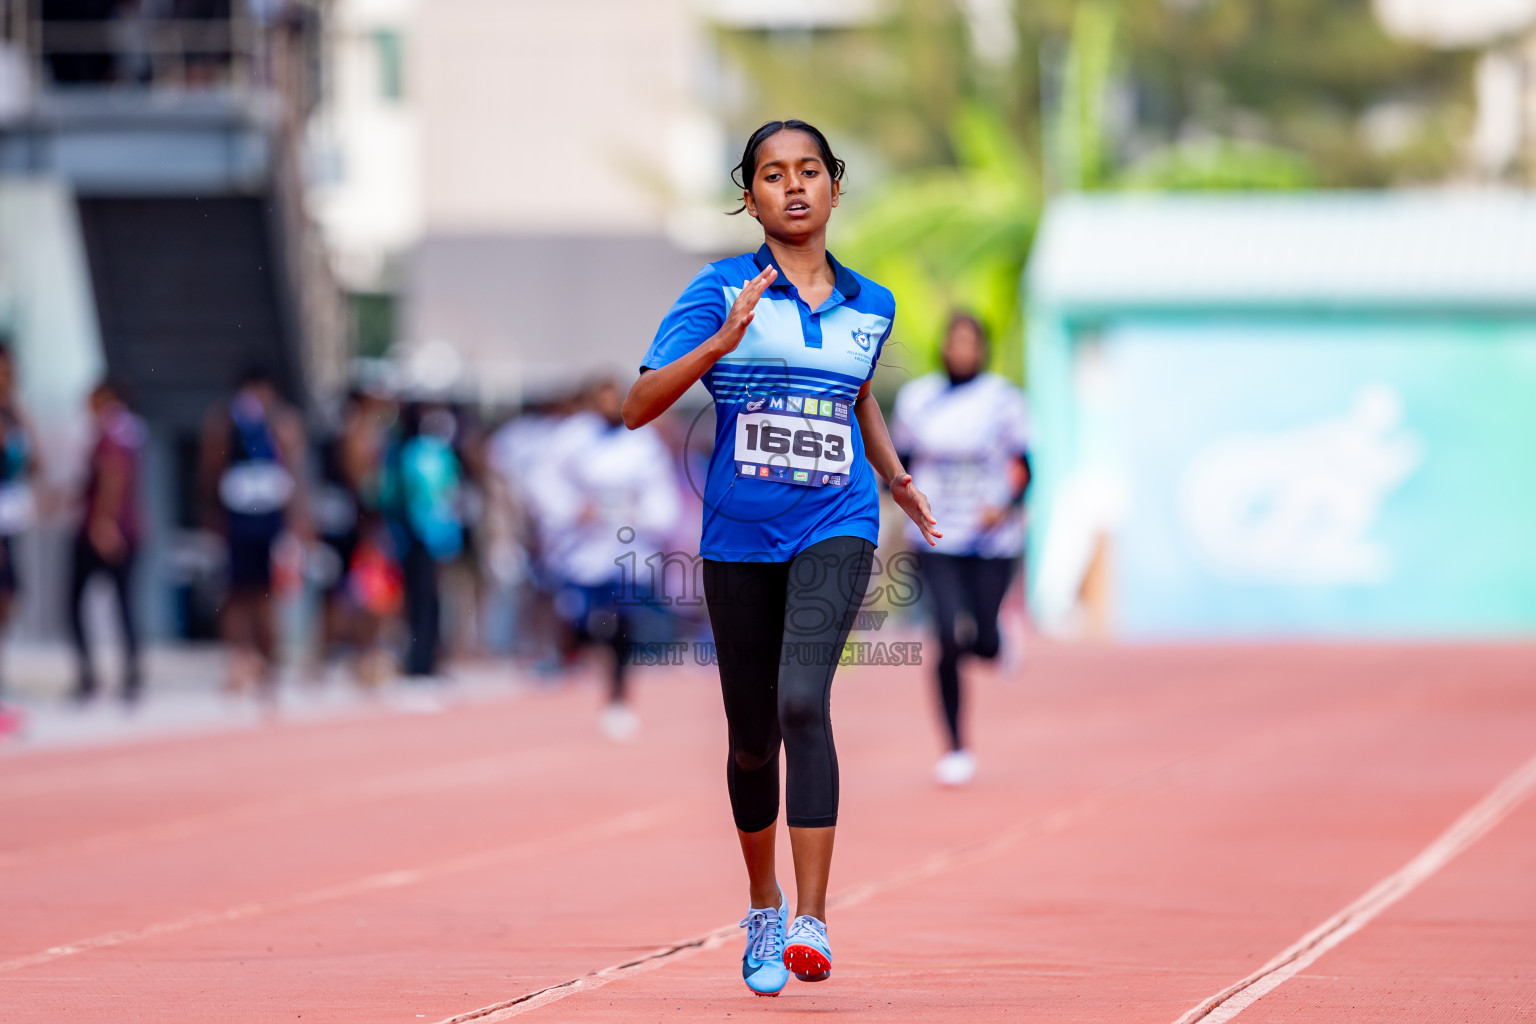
[69,536,140,699]
[703,535,874,833]
[402,533,440,677]
[917,553,1017,751]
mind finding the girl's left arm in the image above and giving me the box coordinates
[854,380,941,546]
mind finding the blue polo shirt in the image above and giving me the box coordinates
[642,245,895,562]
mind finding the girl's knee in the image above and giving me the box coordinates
[732,746,775,773]
[779,688,825,734]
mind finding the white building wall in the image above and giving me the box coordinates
[416,0,699,236]
[309,0,421,290]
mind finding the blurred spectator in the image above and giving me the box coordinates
[199,366,309,699]
[70,379,146,705]
[540,378,680,740]
[442,404,489,660]
[381,402,463,680]
[313,388,388,683]
[485,393,578,669]
[0,347,39,729]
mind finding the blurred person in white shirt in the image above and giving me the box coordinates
[485,394,577,669]
[539,378,681,740]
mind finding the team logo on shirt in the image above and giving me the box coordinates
[744,396,767,412]
[852,327,873,351]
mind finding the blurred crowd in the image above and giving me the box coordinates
[0,358,704,740]
[0,312,1034,784]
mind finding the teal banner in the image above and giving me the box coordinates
[1108,319,1536,638]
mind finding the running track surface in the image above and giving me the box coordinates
[5,644,1535,1022]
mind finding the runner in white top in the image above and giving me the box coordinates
[890,313,1030,786]
[539,378,681,740]
[486,394,579,669]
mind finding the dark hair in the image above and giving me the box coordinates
[729,119,846,215]
[945,311,990,351]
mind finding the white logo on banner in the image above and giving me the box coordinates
[1179,384,1422,584]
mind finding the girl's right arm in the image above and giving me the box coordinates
[622,266,777,429]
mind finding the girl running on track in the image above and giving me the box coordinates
[624,119,940,997]
[891,313,1030,787]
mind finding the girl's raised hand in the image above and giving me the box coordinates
[716,266,777,355]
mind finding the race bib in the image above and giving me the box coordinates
[0,483,35,536]
[734,394,853,488]
[220,462,294,515]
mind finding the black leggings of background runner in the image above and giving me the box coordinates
[402,533,440,677]
[703,535,874,832]
[69,536,140,701]
[917,553,1017,751]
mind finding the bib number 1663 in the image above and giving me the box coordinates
[735,407,852,487]
[742,422,846,462]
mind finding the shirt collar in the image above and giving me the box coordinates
[752,244,862,302]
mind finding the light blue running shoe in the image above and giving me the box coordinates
[738,886,789,996]
[783,914,832,982]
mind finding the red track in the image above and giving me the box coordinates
[3,644,1534,1022]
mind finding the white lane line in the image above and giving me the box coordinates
[434,753,1194,1023]
[0,803,689,974]
[0,745,586,871]
[1174,749,1536,1024]
[435,929,741,1024]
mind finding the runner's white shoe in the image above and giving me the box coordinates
[739,886,790,995]
[934,749,976,787]
[600,703,639,742]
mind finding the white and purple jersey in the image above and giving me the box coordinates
[891,372,1030,558]
[538,412,682,588]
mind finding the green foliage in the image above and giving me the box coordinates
[349,292,395,359]
[1119,139,1316,191]
[836,103,1037,385]
[715,0,1041,175]
[1106,0,1475,187]
[1056,0,1119,191]
[714,0,1476,378]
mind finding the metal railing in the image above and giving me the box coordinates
[0,0,322,101]
[0,0,344,409]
